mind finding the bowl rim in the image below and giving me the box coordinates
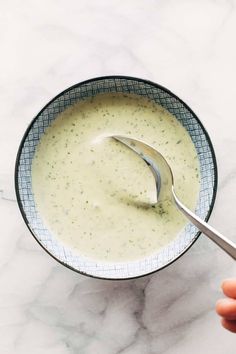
[15,75,218,280]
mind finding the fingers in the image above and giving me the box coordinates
[216,278,236,332]
[221,318,236,333]
[221,279,236,299]
[216,298,236,320]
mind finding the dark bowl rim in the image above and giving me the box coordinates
[14,75,218,280]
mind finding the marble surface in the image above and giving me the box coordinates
[1,0,236,353]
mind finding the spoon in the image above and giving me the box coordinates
[112,135,236,260]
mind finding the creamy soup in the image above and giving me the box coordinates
[32,93,200,262]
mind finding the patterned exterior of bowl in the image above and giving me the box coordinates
[15,76,217,279]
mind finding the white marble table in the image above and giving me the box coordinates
[1,1,236,353]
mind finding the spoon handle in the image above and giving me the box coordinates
[172,189,236,260]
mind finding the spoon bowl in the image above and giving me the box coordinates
[113,135,236,260]
[112,135,174,204]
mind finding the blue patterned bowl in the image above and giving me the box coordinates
[15,76,217,279]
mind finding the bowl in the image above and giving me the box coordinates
[15,76,217,279]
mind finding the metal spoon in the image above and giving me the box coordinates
[112,135,236,260]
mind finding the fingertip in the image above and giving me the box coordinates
[221,318,236,333]
[216,298,236,320]
[221,279,236,299]
[221,278,235,289]
[215,299,225,315]
[221,318,226,326]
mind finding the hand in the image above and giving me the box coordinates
[216,279,236,333]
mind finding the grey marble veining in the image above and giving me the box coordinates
[1,0,236,353]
